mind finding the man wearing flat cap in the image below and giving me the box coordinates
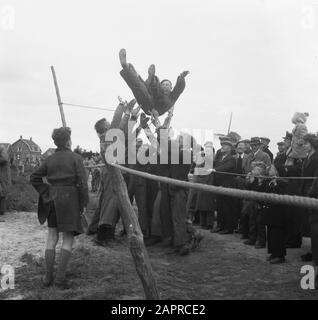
[240,139,252,155]
[245,137,271,173]
[260,137,273,162]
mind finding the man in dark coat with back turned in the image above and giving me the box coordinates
[31,127,89,289]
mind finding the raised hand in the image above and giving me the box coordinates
[180,71,190,78]
[131,105,141,120]
[140,113,150,129]
[123,98,136,115]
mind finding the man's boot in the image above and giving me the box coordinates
[42,249,55,287]
[119,48,127,68]
[55,249,71,290]
[147,64,156,84]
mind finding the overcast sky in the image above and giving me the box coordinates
[1,0,318,153]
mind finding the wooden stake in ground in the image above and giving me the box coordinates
[98,121,159,300]
[51,66,67,127]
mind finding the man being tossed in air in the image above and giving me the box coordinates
[119,48,189,116]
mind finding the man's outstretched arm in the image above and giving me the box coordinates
[171,71,189,101]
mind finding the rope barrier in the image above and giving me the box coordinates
[211,170,317,180]
[84,163,317,180]
[102,163,318,210]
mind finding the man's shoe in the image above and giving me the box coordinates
[244,240,256,246]
[255,243,266,249]
[210,227,222,233]
[266,254,275,261]
[86,230,96,236]
[219,230,233,235]
[93,238,110,247]
[119,48,127,68]
[161,238,173,248]
[192,231,204,249]
[42,275,54,287]
[178,244,191,256]
[144,236,161,246]
[54,278,71,290]
[240,235,249,240]
[301,252,312,262]
[270,257,285,264]
[285,243,301,249]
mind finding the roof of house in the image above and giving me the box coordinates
[11,136,42,153]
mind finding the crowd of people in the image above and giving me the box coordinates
[5,48,316,290]
[86,102,318,273]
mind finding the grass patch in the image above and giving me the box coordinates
[6,175,38,212]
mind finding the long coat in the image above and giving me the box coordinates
[214,154,237,188]
[274,152,287,177]
[30,148,89,234]
[262,179,288,227]
[300,151,318,236]
[0,151,11,197]
[195,173,216,212]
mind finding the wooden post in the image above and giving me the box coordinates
[51,66,67,127]
[99,140,159,300]
[227,112,233,135]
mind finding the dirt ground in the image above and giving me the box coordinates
[0,209,317,300]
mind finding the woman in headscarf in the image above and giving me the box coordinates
[30,127,89,289]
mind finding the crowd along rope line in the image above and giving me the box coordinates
[85,163,318,210]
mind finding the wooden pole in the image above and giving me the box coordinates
[227,112,233,135]
[51,66,67,127]
[99,137,159,300]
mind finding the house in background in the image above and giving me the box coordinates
[9,136,42,166]
[42,148,56,159]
